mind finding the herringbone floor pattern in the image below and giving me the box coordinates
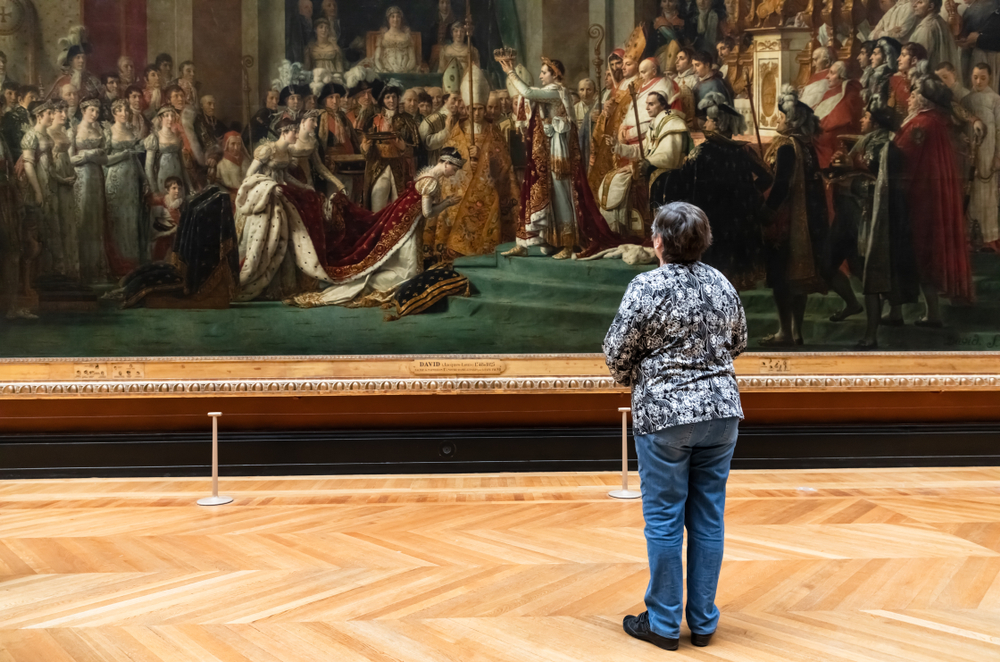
[1,468,998,660]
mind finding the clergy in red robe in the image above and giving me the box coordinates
[800,47,836,108]
[811,62,863,168]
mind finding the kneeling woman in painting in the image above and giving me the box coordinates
[604,202,746,651]
[236,114,463,304]
[289,148,465,308]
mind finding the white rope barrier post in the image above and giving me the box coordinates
[198,412,233,507]
[609,407,641,499]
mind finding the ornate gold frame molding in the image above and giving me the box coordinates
[0,352,998,398]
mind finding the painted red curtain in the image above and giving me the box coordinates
[82,0,148,75]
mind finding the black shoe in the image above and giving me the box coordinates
[691,631,715,647]
[622,612,679,651]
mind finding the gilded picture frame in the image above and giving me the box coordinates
[1,0,1000,402]
[1,351,998,399]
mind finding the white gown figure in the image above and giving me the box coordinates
[962,86,1000,244]
[144,129,191,194]
[70,119,110,283]
[104,126,144,271]
[234,142,334,301]
[21,126,59,273]
[374,8,419,74]
[49,124,80,278]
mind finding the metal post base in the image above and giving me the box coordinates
[608,489,641,499]
[197,495,234,506]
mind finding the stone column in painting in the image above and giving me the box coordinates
[746,27,812,137]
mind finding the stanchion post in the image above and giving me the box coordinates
[609,407,641,499]
[198,412,234,507]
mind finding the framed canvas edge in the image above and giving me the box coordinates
[0,351,998,398]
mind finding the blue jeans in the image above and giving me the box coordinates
[635,417,739,638]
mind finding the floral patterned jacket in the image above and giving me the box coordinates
[603,262,747,435]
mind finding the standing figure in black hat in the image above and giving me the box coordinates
[659,92,772,291]
[271,84,310,134]
[48,27,102,101]
[360,83,419,212]
[317,82,362,200]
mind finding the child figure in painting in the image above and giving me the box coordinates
[150,176,185,261]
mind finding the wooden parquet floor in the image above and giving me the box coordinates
[0,468,998,661]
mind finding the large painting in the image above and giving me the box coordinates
[0,0,999,362]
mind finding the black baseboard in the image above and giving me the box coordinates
[1,423,998,479]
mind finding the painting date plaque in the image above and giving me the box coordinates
[410,360,507,376]
[73,363,146,380]
[759,359,792,374]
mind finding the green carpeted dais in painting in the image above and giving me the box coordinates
[2,244,1000,357]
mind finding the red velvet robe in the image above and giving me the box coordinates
[517,108,622,255]
[888,74,911,117]
[321,183,425,282]
[894,109,974,302]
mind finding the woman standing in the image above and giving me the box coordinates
[374,6,419,74]
[104,99,145,276]
[48,101,79,279]
[436,22,480,80]
[498,56,620,259]
[235,117,335,301]
[18,101,55,276]
[305,18,347,74]
[144,106,191,195]
[604,202,746,652]
[70,98,109,284]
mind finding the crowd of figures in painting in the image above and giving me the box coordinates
[0,0,999,349]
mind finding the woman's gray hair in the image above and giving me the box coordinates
[651,202,712,263]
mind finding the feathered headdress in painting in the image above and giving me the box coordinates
[777,84,821,138]
[56,26,92,70]
[699,91,747,136]
[271,60,313,95]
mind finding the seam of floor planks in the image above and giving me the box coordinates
[1,468,998,661]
